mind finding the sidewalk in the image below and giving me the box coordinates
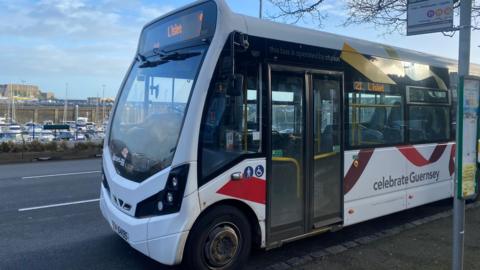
[266,201,480,270]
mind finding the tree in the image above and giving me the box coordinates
[267,0,480,35]
[267,0,327,25]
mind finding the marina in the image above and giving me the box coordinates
[0,118,106,143]
[0,89,111,144]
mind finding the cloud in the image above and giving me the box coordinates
[139,5,175,21]
[0,0,138,40]
[0,0,174,97]
[320,1,348,18]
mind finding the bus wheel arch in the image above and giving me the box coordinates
[182,200,261,269]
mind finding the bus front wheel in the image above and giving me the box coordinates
[184,205,251,270]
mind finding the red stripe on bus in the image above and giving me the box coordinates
[344,144,451,195]
[344,149,374,195]
[449,144,456,176]
[217,177,266,205]
[397,144,447,166]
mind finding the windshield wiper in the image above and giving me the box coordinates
[137,52,159,68]
[136,52,147,62]
[160,51,201,61]
[139,59,169,68]
[137,51,201,68]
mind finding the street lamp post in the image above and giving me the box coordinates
[102,84,106,123]
[63,83,68,124]
[259,0,263,19]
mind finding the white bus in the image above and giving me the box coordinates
[99,0,480,269]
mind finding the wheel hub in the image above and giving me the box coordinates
[204,223,239,268]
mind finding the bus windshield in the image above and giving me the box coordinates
[109,1,216,182]
[109,50,204,182]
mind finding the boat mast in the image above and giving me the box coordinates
[10,85,16,123]
[6,85,10,122]
[63,83,68,123]
[102,84,106,122]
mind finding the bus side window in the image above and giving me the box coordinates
[407,87,451,143]
[408,106,450,143]
[347,91,404,148]
[200,60,261,181]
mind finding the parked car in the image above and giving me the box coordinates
[55,131,74,141]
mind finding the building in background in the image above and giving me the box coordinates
[39,91,56,100]
[0,82,115,124]
[87,97,101,105]
[0,84,55,101]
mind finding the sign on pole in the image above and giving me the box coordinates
[407,0,454,35]
[457,76,480,200]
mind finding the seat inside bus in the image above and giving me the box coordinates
[353,102,404,145]
[384,101,403,143]
[408,106,448,142]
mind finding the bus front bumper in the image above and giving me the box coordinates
[99,186,189,265]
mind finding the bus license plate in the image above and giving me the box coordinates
[112,221,129,242]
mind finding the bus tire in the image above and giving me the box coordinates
[183,205,251,270]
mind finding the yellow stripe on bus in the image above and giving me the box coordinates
[341,43,396,85]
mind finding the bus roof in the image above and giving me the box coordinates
[236,9,480,76]
[147,0,480,76]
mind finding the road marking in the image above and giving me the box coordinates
[18,198,100,212]
[21,170,101,179]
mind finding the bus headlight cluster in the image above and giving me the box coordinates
[135,164,189,218]
[171,177,179,189]
[157,201,164,211]
[166,192,174,203]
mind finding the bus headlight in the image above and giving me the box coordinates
[157,201,164,212]
[135,164,189,218]
[171,177,179,189]
[166,192,174,203]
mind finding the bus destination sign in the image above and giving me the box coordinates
[141,9,209,54]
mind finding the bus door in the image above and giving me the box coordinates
[267,65,343,244]
[310,72,343,229]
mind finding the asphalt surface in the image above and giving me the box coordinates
[0,159,464,270]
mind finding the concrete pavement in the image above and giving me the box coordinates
[298,202,480,270]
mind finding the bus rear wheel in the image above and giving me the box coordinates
[184,205,251,270]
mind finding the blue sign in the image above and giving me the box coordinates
[255,165,264,177]
[244,166,254,178]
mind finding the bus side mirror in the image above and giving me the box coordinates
[227,74,244,96]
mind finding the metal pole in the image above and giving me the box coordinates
[11,85,15,123]
[75,105,79,141]
[96,91,99,124]
[259,0,263,19]
[63,83,68,123]
[453,0,472,269]
[32,110,35,140]
[7,85,11,122]
[102,84,106,122]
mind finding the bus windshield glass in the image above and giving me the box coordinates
[109,50,204,182]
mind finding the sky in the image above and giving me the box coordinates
[0,0,479,99]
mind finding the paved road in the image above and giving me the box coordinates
[0,159,161,270]
[0,159,457,270]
